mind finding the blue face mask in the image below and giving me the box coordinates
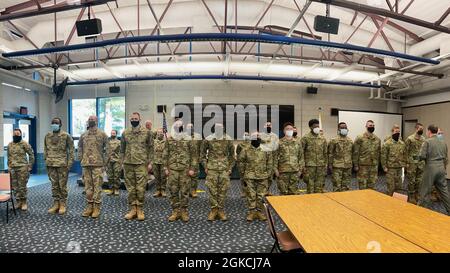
[339,129,348,136]
[51,124,60,132]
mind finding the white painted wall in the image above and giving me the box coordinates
[59,80,388,140]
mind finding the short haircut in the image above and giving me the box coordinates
[131,112,141,118]
[13,128,22,134]
[283,122,294,129]
[308,119,319,127]
[111,130,117,134]
[415,122,423,129]
[366,120,374,125]
[428,124,438,134]
[338,122,347,128]
[52,117,62,125]
[391,124,400,131]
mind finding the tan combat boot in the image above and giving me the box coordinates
[91,203,101,218]
[207,208,218,221]
[191,190,198,198]
[137,206,145,221]
[107,189,114,196]
[168,209,179,222]
[217,209,228,221]
[48,201,60,214]
[153,190,161,197]
[160,190,167,197]
[58,201,67,215]
[256,211,267,221]
[82,203,94,217]
[21,200,28,211]
[114,189,120,196]
[180,209,189,222]
[124,205,137,220]
[16,200,22,210]
[246,210,256,222]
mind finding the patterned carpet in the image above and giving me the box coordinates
[0,174,448,253]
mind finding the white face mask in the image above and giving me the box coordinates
[340,129,348,136]
[313,127,321,135]
[285,130,294,137]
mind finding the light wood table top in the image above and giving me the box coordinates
[324,190,450,253]
[266,194,428,253]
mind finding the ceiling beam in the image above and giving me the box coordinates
[310,0,450,34]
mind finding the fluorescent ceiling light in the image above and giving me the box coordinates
[2,82,23,89]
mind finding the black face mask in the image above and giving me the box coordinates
[13,135,22,143]
[178,126,184,133]
[88,121,97,128]
[266,127,272,134]
[392,133,400,141]
[417,130,424,135]
[293,132,298,137]
[131,120,140,128]
[111,136,116,139]
[367,127,375,133]
[251,138,261,148]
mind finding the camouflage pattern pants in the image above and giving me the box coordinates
[406,163,424,196]
[386,167,403,196]
[107,161,122,190]
[167,169,190,210]
[83,166,103,204]
[10,166,29,201]
[357,165,378,190]
[276,172,299,195]
[331,167,352,192]
[246,178,268,211]
[205,170,230,209]
[190,168,199,192]
[152,163,166,192]
[239,170,249,198]
[304,166,326,194]
[418,162,450,215]
[123,164,147,206]
[47,166,68,202]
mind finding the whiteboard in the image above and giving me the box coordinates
[338,110,403,141]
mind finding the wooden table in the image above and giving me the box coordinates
[325,190,450,253]
[266,190,450,253]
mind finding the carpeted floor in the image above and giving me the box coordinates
[0,174,448,253]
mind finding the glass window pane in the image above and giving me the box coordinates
[71,99,96,137]
[98,97,125,136]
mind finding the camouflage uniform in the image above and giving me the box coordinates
[164,133,197,220]
[106,137,122,191]
[274,137,304,195]
[353,132,381,190]
[238,145,272,220]
[328,135,353,192]
[153,137,167,195]
[260,132,279,194]
[381,137,407,196]
[121,126,153,211]
[78,128,108,215]
[188,132,202,196]
[236,141,251,199]
[301,132,328,194]
[405,133,425,202]
[7,140,35,205]
[201,134,235,216]
[44,130,74,207]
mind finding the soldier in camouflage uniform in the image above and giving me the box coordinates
[164,120,197,222]
[153,128,167,198]
[106,130,121,196]
[238,131,272,221]
[44,117,74,214]
[236,132,251,199]
[301,119,328,194]
[121,112,153,221]
[201,123,235,221]
[274,123,304,195]
[405,123,425,204]
[328,122,353,192]
[7,128,35,211]
[381,125,407,196]
[353,120,381,190]
[78,116,108,218]
[186,123,202,198]
[260,122,279,195]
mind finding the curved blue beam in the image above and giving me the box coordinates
[65,75,382,88]
[2,33,439,65]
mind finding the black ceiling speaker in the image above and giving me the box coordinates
[331,108,339,116]
[109,86,120,93]
[314,15,340,34]
[306,86,318,94]
[76,18,102,37]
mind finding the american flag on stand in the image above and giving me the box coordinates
[162,110,168,137]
